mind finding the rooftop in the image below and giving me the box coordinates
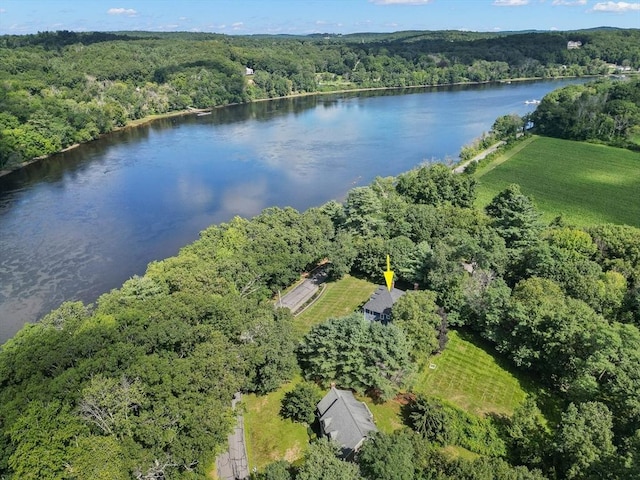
[317,387,378,459]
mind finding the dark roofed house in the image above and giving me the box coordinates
[317,386,378,460]
[362,285,405,324]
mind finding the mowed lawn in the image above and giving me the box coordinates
[475,136,640,227]
[414,331,528,417]
[293,275,377,338]
[244,376,309,471]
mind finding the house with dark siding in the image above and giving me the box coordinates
[362,285,405,324]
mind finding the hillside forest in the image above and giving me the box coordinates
[1,73,640,477]
[1,28,640,168]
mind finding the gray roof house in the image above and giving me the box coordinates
[316,387,378,460]
[362,285,405,324]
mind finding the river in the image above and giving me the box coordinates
[0,79,587,344]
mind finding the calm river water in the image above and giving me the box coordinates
[0,79,586,343]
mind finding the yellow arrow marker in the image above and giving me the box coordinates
[383,254,394,291]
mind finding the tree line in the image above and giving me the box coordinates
[532,76,640,148]
[1,28,639,168]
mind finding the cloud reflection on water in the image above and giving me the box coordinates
[0,79,590,343]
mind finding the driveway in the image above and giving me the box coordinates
[216,393,249,480]
[277,269,328,314]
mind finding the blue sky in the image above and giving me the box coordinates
[0,0,638,35]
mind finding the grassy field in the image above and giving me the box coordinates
[293,274,377,338]
[475,136,640,227]
[244,376,309,471]
[414,331,528,417]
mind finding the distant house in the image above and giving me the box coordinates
[244,67,254,75]
[362,285,405,324]
[567,41,582,50]
[317,386,378,460]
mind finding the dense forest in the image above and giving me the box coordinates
[1,28,639,169]
[1,151,639,477]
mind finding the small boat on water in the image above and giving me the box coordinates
[524,99,541,105]
[197,111,212,116]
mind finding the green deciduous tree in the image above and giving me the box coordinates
[257,460,293,480]
[7,400,89,480]
[357,430,416,480]
[391,290,442,358]
[554,402,617,480]
[242,308,298,394]
[396,164,476,209]
[505,397,551,471]
[296,438,362,480]
[67,435,130,480]
[492,113,525,141]
[280,381,323,425]
[77,374,145,438]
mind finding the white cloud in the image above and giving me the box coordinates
[232,22,244,30]
[107,8,137,16]
[552,0,587,5]
[369,0,432,5]
[592,1,640,11]
[493,0,529,6]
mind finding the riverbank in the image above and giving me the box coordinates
[0,75,595,179]
[0,108,209,178]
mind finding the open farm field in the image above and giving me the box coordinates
[475,136,640,227]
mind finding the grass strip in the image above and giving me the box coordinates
[243,376,308,470]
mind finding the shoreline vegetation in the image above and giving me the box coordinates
[0,74,604,178]
[3,28,638,177]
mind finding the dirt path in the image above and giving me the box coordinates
[453,141,505,174]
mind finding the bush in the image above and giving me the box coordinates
[406,395,506,457]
